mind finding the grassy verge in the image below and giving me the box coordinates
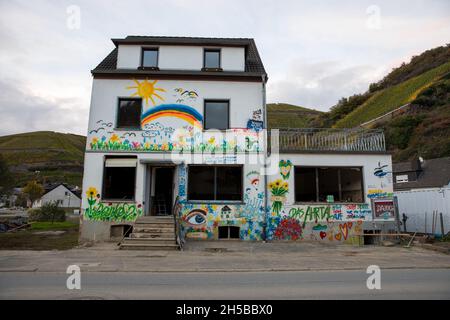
[0,220,79,250]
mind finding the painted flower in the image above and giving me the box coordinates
[86,187,98,198]
[110,134,120,143]
[91,137,99,144]
[282,182,288,189]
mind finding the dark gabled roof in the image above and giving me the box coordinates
[41,183,81,199]
[92,36,266,80]
[394,157,450,191]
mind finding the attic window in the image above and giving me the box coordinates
[141,48,159,69]
[203,49,221,70]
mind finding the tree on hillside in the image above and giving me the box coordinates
[0,155,14,194]
[22,181,44,207]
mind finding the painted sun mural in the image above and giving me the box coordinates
[126,78,166,106]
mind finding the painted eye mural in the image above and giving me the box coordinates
[184,209,207,227]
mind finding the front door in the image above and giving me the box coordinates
[151,167,174,216]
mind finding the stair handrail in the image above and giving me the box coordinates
[172,196,184,250]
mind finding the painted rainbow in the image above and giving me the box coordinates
[141,104,203,128]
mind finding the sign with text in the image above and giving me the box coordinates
[372,198,395,220]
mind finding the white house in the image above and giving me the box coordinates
[33,184,81,209]
[80,36,394,246]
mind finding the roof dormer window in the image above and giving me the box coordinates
[203,48,221,71]
[140,48,159,70]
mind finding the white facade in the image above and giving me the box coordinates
[116,45,245,71]
[33,185,81,208]
[81,37,394,243]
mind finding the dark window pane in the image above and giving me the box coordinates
[318,168,340,202]
[295,167,317,202]
[187,166,215,200]
[204,50,220,68]
[117,98,141,128]
[204,101,229,130]
[340,168,363,202]
[229,226,240,239]
[142,49,158,67]
[218,226,229,239]
[216,167,242,201]
[103,167,136,200]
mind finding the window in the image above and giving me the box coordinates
[203,49,221,69]
[396,174,409,183]
[188,165,242,201]
[204,100,229,130]
[218,226,240,239]
[116,98,142,129]
[294,167,364,203]
[102,158,137,200]
[141,48,158,68]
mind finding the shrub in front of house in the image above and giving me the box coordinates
[28,202,66,222]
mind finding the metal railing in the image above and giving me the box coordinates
[269,128,386,153]
[172,196,184,250]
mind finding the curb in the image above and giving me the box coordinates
[415,243,450,255]
[1,266,450,273]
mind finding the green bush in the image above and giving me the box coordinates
[28,202,66,222]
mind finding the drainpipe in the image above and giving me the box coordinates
[261,74,268,242]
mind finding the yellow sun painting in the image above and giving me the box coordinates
[126,79,166,106]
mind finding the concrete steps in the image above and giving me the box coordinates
[119,215,178,251]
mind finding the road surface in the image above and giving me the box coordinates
[1,269,449,299]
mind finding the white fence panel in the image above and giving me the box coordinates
[395,187,450,235]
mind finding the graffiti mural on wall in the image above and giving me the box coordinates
[126,79,166,106]
[268,179,288,215]
[278,160,293,180]
[273,217,303,240]
[173,88,199,103]
[179,199,264,241]
[88,122,262,153]
[367,189,394,199]
[84,187,143,221]
[246,108,264,132]
[141,104,203,129]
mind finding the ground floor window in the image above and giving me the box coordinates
[295,166,364,203]
[218,226,240,239]
[187,165,243,201]
[102,157,137,200]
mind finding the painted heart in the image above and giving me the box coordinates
[319,231,327,239]
[335,233,342,241]
[278,160,293,180]
[339,223,349,240]
[347,222,353,229]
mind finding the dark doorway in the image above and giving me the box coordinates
[151,167,174,216]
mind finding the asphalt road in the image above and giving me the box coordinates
[1,269,449,299]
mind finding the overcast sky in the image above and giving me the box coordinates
[0,0,449,136]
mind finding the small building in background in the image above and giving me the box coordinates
[393,157,450,235]
[32,183,81,209]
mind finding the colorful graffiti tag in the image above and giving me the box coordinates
[84,187,143,221]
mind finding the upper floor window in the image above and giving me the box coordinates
[117,98,142,129]
[204,100,229,130]
[141,48,159,69]
[203,49,221,69]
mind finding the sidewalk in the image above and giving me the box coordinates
[0,241,449,273]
